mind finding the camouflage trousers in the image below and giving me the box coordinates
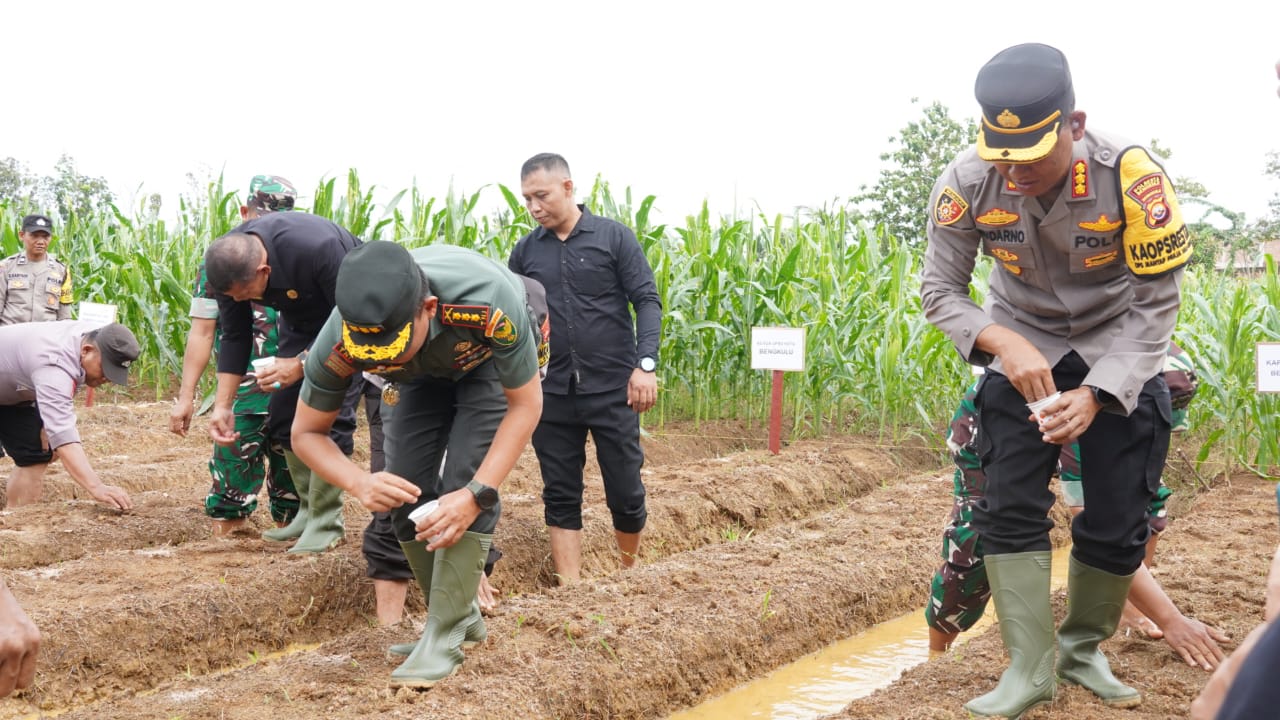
[203,413,298,523]
[925,381,1172,635]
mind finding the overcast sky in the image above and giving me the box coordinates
[6,1,1279,227]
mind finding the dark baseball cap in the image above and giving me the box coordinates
[21,214,54,235]
[94,323,141,385]
[335,241,422,362]
[975,43,1075,164]
[246,175,297,212]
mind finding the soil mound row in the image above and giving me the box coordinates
[0,436,933,718]
[830,474,1275,720]
[26,459,974,720]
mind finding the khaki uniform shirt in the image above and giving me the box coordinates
[0,319,102,448]
[0,253,74,325]
[921,129,1191,414]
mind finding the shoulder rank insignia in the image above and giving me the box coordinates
[1118,147,1191,276]
[485,308,518,347]
[1071,160,1089,199]
[322,343,357,378]
[441,304,490,329]
[1078,214,1123,233]
[975,208,1019,226]
[933,186,968,226]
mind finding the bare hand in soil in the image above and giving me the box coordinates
[353,471,419,513]
[91,484,134,512]
[0,582,39,697]
[477,574,499,613]
[168,398,194,437]
[1161,614,1228,671]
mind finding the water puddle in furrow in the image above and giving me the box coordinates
[669,544,1072,720]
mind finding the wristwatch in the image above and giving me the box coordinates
[465,480,500,510]
[638,356,657,373]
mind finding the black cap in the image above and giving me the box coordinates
[21,214,53,235]
[94,323,141,386]
[335,241,422,362]
[975,43,1074,164]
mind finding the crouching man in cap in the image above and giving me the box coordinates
[920,43,1190,716]
[291,240,543,688]
[0,321,138,510]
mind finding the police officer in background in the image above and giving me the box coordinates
[0,214,74,327]
[291,240,543,688]
[203,211,364,553]
[920,43,1190,717]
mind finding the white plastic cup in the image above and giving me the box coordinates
[408,499,440,526]
[250,356,276,373]
[408,500,442,543]
[1026,392,1062,423]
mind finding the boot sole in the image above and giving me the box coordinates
[1056,675,1141,708]
[964,697,1051,719]
[388,666,458,689]
[386,639,480,660]
[286,536,345,555]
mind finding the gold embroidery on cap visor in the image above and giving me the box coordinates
[342,321,412,361]
[977,110,1062,163]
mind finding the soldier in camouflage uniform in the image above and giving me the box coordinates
[926,343,1227,671]
[169,176,298,538]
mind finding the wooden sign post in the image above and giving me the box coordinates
[750,327,806,455]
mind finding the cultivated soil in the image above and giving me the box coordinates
[0,401,1272,720]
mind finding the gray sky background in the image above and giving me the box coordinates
[6,1,1280,226]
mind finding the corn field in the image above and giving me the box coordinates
[0,171,1275,477]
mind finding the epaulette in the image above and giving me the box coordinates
[440,304,490,329]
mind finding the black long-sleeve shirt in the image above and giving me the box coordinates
[508,206,662,395]
[214,213,361,375]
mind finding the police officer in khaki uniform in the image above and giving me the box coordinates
[920,43,1190,717]
[291,240,543,688]
[0,214,73,326]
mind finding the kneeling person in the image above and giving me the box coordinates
[291,241,543,688]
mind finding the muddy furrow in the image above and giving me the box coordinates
[0,441,924,718]
[24,467,1028,720]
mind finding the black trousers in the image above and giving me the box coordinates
[534,385,647,534]
[973,351,1171,575]
[383,363,506,542]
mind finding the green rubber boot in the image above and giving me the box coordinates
[964,551,1056,719]
[287,471,345,554]
[387,539,486,657]
[262,450,310,542]
[1056,555,1141,708]
[390,532,492,688]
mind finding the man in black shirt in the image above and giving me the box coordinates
[508,153,662,584]
[204,211,364,553]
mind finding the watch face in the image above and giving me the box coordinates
[640,357,656,372]
[470,483,499,510]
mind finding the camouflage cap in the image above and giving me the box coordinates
[246,175,297,212]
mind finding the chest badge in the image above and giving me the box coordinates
[1079,214,1123,233]
[286,289,298,299]
[990,247,1020,263]
[381,383,401,407]
[975,208,1019,226]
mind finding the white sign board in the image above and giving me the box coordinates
[751,327,806,372]
[78,302,118,327]
[1258,342,1280,393]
